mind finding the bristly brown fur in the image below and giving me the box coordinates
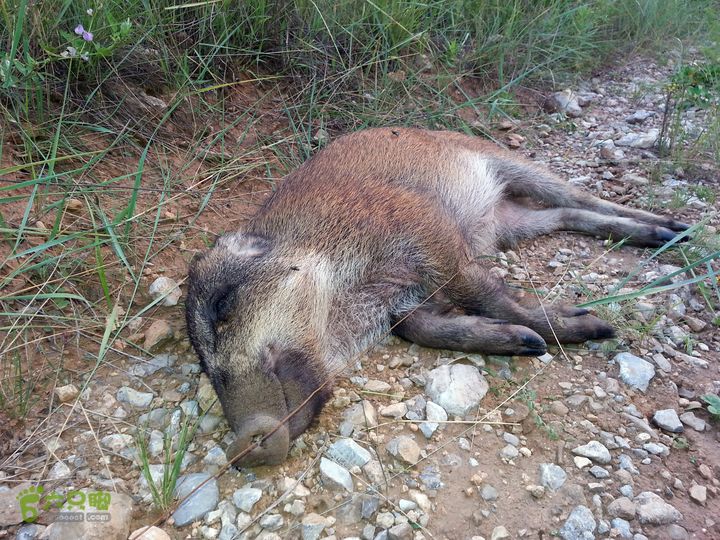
[185,127,689,466]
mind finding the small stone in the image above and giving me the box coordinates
[172,474,219,527]
[698,464,713,479]
[327,438,372,468]
[620,173,649,186]
[635,491,683,524]
[425,364,488,417]
[100,433,134,452]
[625,110,654,124]
[143,319,173,350]
[320,457,354,492]
[259,514,284,531]
[379,403,407,418]
[480,484,498,501]
[539,463,567,491]
[203,446,227,467]
[507,133,525,148]
[589,466,609,479]
[611,518,632,538]
[197,382,223,415]
[342,401,378,433]
[547,90,583,117]
[130,526,171,540]
[364,379,391,393]
[600,140,624,160]
[490,526,510,540]
[652,409,683,433]
[419,401,447,438]
[615,353,655,392]
[301,513,327,540]
[233,487,262,513]
[219,524,238,540]
[643,442,669,456]
[631,129,659,148]
[526,485,546,498]
[502,432,520,446]
[376,511,395,528]
[608,497,636,519]
[16,524,46,540]
[679,411,706,431]
[559,505,596,540]
[550,401,569,416]
[574,457,592,469]
[66,198,83,212]
[572,441,611,464]
[689,484,707,505]
[117,386,153,408]
[386,436,421,465]
[500,444,519,460]
[47,461,71,480]
[667,524,689,540]
[54,384,79,403]
[388,523,413,540]
[148,276,182,307]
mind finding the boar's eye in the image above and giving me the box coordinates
[209,285,236,328]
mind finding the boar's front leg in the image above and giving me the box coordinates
[392,304,548,356]
[445,264,616,345]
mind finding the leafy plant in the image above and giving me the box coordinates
[700,394,720,421]
[669,61,720,108]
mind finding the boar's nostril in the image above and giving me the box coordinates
[227,415,290,468]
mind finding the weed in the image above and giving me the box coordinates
[0,351,36,419]
[700,394,720,421]
[135,411,199,511]
[673,436,690,450]
[516,388,558,441]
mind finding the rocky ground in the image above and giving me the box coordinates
[1,56,719,540]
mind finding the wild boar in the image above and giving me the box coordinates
[185,127,687,466]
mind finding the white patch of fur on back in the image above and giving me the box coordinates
[436,150,504,254]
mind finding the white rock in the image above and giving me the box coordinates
[149,276,182,307]
[425,364,488,417]
[572,441,611,464]
[320,457,354,492]
[615,352,655,392]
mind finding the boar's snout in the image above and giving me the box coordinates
[211,349,331,468]
[226,414,290,467]
[212,366,291,467]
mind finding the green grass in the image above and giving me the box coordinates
[136,412,199,511]
[0,351,37,418]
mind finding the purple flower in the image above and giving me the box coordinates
[74,23,93,42]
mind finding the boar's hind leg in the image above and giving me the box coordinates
[493,159,689,234]
[446,264,615,345]
[497,201,687,248]
[392,305,547,356]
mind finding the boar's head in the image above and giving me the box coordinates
[185,232,332,466]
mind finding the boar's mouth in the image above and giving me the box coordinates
[219,349,331,468]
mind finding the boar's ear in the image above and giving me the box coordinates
[215,232,270,258]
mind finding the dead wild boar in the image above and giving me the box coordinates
[186,127,688,466]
